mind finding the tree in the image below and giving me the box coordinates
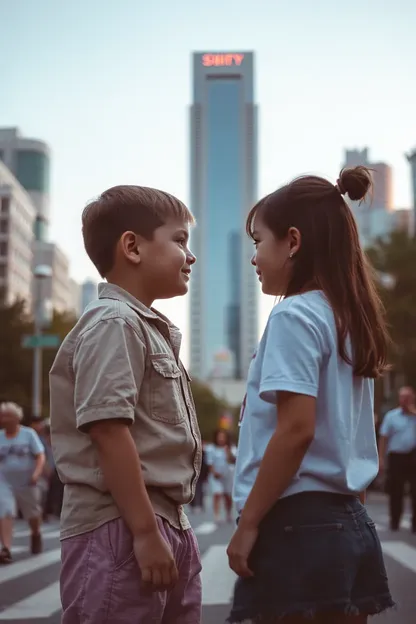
[40,311,77,417]
[366,230,416,389]
[0,300,76,418]
[190,379,236,441]
[0,298,32,411]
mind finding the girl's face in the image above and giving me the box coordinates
[251,216,300,297]
[216,431,228,447]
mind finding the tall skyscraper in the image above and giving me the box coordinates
[189,51,258,381]
[0,127,50,241]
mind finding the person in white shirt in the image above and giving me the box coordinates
[205,429,236,523]
[226,166,394,623]
[378,386,416,532]
[0,403,45,564]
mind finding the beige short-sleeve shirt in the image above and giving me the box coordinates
[50,283,202,539]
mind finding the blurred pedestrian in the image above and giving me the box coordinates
[0,402,45,563]
[37,420,63,520]
[227,166,394,622]
[378,386,416,532]
[0,476,15,564]
[206,429,236,523]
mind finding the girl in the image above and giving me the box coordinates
[207,429,236,523]
[227,167,395,623]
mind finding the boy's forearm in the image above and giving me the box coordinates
[90,421,158,537]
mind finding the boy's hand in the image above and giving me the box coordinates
[134,529,178,591]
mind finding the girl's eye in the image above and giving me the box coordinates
[177,238,186,245]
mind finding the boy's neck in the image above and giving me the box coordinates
[104,274,154,309]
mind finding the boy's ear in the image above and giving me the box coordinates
[120,231,141,265]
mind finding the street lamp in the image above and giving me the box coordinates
[32,264,52,418]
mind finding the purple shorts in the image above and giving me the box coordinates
[60,515,202,623]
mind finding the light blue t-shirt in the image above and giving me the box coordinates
[379,408,416,454]
[0,426,45,489]
[233,290,379,514]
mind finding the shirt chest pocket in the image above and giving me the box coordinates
[149,354,185,424]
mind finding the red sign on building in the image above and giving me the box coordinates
[202,53,244,68]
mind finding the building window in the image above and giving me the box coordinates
[1,197,10,214]
[0,265,5,278]
[0,241,8,256]
[0,219,7,234]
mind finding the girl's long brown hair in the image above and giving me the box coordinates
[247,166,390,379]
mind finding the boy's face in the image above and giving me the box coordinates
[138,218,196,300]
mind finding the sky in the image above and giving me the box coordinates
[1,0,415,361]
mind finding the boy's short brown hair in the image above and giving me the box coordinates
[82,185,194,277]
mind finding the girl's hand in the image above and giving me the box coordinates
[227,520,258,578]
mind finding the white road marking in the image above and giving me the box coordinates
[382,541,416,574]
[194,521,217,536]
[9,546,27,555]
[0,582,61,620]
[13,529,60,539]
[201,545,236,605]
[0,548,61,584]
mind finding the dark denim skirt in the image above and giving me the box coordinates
[228,492,395,623]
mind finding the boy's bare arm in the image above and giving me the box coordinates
[89,419,157,534]
[89,419,178,589]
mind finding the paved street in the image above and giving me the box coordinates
[0,493,415,623]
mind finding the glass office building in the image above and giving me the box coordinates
[190,52,258,380]
[0,128,50,241]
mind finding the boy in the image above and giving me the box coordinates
[49,185,202,623]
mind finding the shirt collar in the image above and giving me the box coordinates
[97,282,182,353]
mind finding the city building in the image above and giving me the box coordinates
[189,51,258,381]
[68,278,81,318]
[344,148,393,210]
[407,149,416,236]
[343,148,396,247]
[32,241,73,314]
[81,279,98,311]
[0,162,36,306]
[394,208,413,237]
[0,127,50,241]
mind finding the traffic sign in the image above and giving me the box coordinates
[22,334,61,349]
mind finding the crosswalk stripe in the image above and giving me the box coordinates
[13,529,60,539]
[382,541,416,574]
[1,530,415,619]
[0,548,61,584]
[0,582,61,620]
[0,545,236,618]
[201,545,236,605]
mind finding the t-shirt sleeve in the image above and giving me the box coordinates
[73,318,146,432]
[28,429,45,455]
[205,444,214,466]
[259,308,324,404]
[379,411,392,437]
